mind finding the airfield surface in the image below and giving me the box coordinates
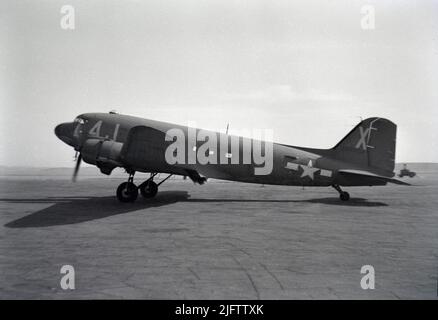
[1,166,437,299]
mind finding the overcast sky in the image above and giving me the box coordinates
[1,0,437,167]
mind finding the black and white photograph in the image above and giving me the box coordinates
[1,0,437,308]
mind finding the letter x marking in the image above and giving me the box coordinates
[355,126,371,150]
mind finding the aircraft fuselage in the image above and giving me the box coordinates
[58,112,372,187]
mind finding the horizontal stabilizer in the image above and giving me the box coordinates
[338,169,411,186]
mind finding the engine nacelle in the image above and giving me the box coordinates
[81,138,123,174]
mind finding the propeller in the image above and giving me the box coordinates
[72,153,82,182]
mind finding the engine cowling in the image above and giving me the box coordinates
[81,138,123,174]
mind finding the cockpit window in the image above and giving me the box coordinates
[73,117,87,138]
[74,117,85,124]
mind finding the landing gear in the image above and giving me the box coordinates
[332,184,350,201]
[138,173,158,199]
[340,191,350,201]
[116,172,174,202]
[140,180,158,198]
[117,173,138,203]
[139,173,173,199]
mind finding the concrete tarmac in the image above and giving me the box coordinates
[0,172,437,299]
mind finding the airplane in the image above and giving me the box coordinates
[54,112,409,203]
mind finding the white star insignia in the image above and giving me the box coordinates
[300,165,319,180]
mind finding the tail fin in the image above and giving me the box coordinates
[332,117,396,177]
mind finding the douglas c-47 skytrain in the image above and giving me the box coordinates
[55,112,409,203]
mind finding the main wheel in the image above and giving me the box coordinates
[340,191,350,201]
[117,182,138,202]
[140,181,158,198]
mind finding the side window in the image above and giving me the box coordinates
[283,155,298,167]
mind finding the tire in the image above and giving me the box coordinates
[117,182,138,203]
[340,191,350,201]
[140,181,158,198]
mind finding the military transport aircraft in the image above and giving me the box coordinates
[55,112,409,202]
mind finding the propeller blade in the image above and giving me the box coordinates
[72,153,82,182]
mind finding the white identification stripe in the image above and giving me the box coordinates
[285,162,299,170]
[319,169,332,177]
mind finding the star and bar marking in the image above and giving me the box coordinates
[285,160,332,180]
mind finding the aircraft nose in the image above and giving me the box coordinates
[54,122,76,146]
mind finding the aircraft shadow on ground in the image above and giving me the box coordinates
[187,197,388,207]
[3,191,190,228]
[3,192,387,228]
